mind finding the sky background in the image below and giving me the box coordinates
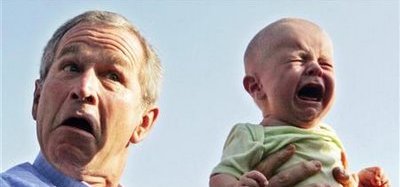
[1,1,399,186]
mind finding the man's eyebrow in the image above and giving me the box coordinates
[57,45,81,58]
[108,53,134,69]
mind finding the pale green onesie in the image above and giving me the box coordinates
[211,123,345,186]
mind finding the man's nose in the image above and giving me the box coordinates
[305,61,323,77]
[70,70,99,105]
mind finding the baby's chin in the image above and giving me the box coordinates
[294,122,320,129]
[292,113,323,129]
[291,103,331,129]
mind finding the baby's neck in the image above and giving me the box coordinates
[260,117,319,129]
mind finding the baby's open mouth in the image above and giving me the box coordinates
[297,84,324,102]
[61,117,94,135]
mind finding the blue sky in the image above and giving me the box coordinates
[1,1,399,186]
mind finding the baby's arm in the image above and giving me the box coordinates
[210,171,268,187]
[358,167,390,187]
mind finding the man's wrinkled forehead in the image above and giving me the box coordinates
[56,22,145,66]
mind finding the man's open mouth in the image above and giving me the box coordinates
[61,117,94,135]
[297,84,324,102]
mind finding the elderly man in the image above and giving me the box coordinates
[2,11,356,187]
[1,10,161,187]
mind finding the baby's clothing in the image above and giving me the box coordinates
[211,123,345,186]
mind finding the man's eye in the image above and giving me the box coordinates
[106,72,120,82]
[63,64,79,72]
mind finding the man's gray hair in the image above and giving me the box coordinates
[40,10,162,108]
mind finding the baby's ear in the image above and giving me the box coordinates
[243,75,266,100]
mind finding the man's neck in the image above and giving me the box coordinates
[69,156,127,187]
[33,153,88,187]
[45,151,128,187]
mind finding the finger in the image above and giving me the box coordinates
[245,170,268,186]
[340,151,348,170]
[267,160,321,187]
[379,172,390,187]
[380,177,390,187]
[239,174,260,187]
[304,184,332,187]
[255,144,296,178]
[332,167,350,184]
[333,167,358,187]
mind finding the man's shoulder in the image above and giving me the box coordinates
[1,162,51,187]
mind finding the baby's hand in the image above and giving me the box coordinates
[358,167,390,187]
[238,170,268,187]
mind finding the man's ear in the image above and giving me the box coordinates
[243,75,266,100]
[130,106,159,144]
[32,79,42,120]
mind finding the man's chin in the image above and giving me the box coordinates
[45,129,98,163]
[44,142,97,173]
[54,148,92,165]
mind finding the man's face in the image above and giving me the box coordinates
[257,22,335,128]
[33,23,152,176]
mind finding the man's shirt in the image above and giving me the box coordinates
[1,152,89,187]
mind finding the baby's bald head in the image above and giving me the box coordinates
[244,18,330,75]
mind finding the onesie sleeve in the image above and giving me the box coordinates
[211,123,264,179]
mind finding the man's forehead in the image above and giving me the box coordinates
[57,44,134,68]
[57,22,145,66]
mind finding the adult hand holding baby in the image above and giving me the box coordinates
[256,144,329,187]
[255,145,317,186]
[255,145,390,187]
[209,145,334,187]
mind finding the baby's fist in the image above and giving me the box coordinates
[358,167,389,187]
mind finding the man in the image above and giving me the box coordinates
[1,11,356,187]
[2,10,162,187]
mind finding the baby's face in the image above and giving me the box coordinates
[258,21,335,128]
